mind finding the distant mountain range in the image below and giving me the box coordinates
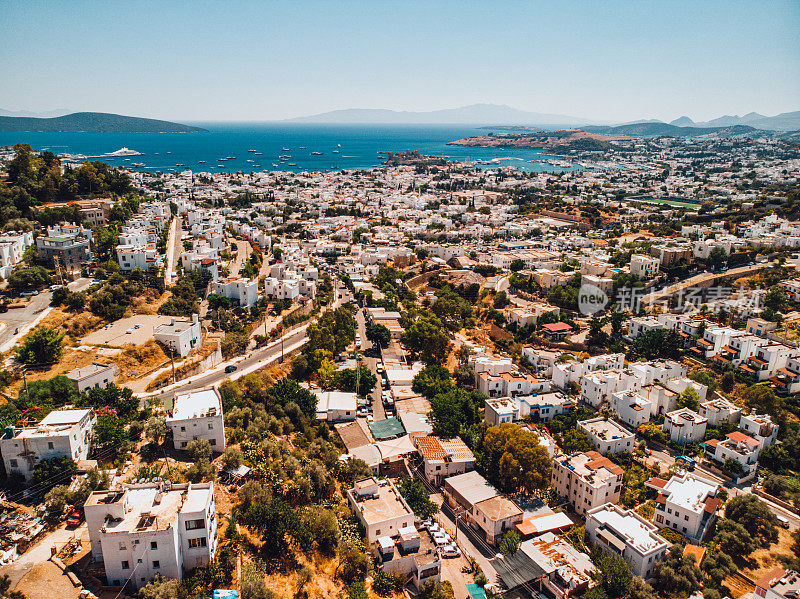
[285,103,606,126]
[582,123,769,138]
[667,111,800,132]
[0,112,207,133]
[287,103,800,132]
[0,108,72,118]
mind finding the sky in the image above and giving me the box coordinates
[2,0,799,123]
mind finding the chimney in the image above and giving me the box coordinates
[192,313,199,325]
[170,317,176,327]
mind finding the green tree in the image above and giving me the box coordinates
[678,387,700,411]
[429,389,481,437]
[15,326,64,366]
[652,545,703,597]
[401,315,450,365]
[560,427,594,454]
[365,323,391,347]
[398,477,438,519]
[724,494,778,546]
[627,577,657,599]
[412,365,454,398]
[481,423,552,494]
[764,285,789,312]
[7,265,51,290]
[93,409,126,453]
[595,552,632,597]
[702,551,737,586]
[31,456,77,493]
[714,518,757,556]
[499,530,520,555]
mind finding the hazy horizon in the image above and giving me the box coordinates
[2,0,799,123]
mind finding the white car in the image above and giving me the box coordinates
[427,522,441,534]
[433,533,451,547]
[441,543,461,558]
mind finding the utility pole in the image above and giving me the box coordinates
[170,347,176,384]
[21,367,29,399]
[280,334,284,364]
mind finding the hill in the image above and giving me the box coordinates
[448,129,624,150]
[286,103,603,126]
[581,122,764,138]
[0,112,207,133]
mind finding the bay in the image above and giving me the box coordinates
[0,123,582,174]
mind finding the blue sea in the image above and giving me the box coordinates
[0,123,583,174]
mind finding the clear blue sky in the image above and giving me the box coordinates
[2,0,799,122]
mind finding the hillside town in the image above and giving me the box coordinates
[0,136,799,599]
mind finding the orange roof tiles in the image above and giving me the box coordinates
[416,436,474,463]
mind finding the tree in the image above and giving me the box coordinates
[187,439,213,460]
[239,562,275,599]
[372,570,405,596]
[678,387,700,411]
[429,389,481,437]
[627,577,657,599]
[139,575,188,599]
[401,316,450,365]
[412,365,454,398]
[300,506,340,555]
[15,326,64,366]
[764,285,789,312]
[32,456,77,493]
[418,580,455,599]
[266,378,318,419]
[721,458,746,478]
[93,409,126,453]
[652,545,703,597]
[560,427,593,454]
[707,246,728,271]
[724,494,778,546]
[398,477,438,519]
[44,484,70,517]
[7,265,51,290]
[499,530,520,555]
[365,323,390,347]
[510,259,526,272]
[702,551,737,586]
[482,423,552,494]
[720,371,735,393]
[221,331,248,358]
[743,384,784,421]
[222,446,244,470]
[595,552,632,598]
[453,363,476,387]
[144,415,168,445]
[714,518,757,556]
[630,329,682,361]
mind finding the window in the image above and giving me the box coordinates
[119,543,127,551]
[208,423,214,430]
[376,529,381,535]
[684,515,689,521]
[153,561,160,569]
[133,540,140,545]
[150,541,158,550]
[181,441,188,448]
[181,426,186,432]
[186,519,205,530]
[9,459,18,468]
[188,537,207,548]
[48,442,54,450]
[210,439,216,446]
[121,561,130,570]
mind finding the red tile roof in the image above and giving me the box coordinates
[542,322,572,332]
[756,568,786,591]
[727,431,760,447]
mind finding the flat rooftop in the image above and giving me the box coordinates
[169,389,222,420]
[67,363,114,380]
[588,504,668,553]
[445,471,498,506]
[352,481,413,525]
[662,475,718,513]
[579,418,634,440]
[556,451,623,485]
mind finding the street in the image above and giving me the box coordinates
[0,522,87,588]
[164,216,182,286]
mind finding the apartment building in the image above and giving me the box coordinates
[630,254,660,279]
[740,343,800,382]
[649,474,721,542]
[415,436,475,486]
[66,363,117,392]
[706,431,761,480]
[154,314,202,357]
[84,482,217,589]
[579,418,636,455]
[699,398,741,427]
[739,413,779,448]
[347,478,415,543]
[663,408,707,444]
[772,355,800,395]
[692,327,740,360]
[610,391,652,429]
[166,389,225,451]
[476,371,551,399]
[551,451,623,516]
[36,224,92,271]
[586,503,670,579]
[484,392,573,426]
[1,408,93,481]
[212,276,259,307]
[581,370,641,408]
[714,334,768,367]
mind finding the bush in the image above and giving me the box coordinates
[15,326,64,366]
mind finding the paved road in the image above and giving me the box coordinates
[164,216,181,285]
[0,292,52,348]
[147,327,309,402]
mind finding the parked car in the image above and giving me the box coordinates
[50,284,64,291]
[777,514,790,529]
[225,365,238,374]
[19,290,38,297]
[66,508,85,527]
[441,543,461,558]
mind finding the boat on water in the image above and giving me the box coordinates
[332,150,340,154]
[311,151,323,155]
[132,162,145,167]
[288,163,297,166]
[198,160,206,164]
[226,156,236,160]
[254,152,262,155]
[217,164,225,167]
[299,146,306,149]
[248,149,257,152]
[272,163,278,167]
[166,151,171,154]
[176,163,186,167]
[247,159,254,163]
[281,147,290,151]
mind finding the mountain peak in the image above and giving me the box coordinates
[670,116,694,126]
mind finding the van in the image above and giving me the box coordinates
[777,514,790,529]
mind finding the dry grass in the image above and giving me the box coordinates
[131,289,169,315]
[39,308,104,340]
[114,339,169,381]
[261,552,345,599]
[742,527,798,580]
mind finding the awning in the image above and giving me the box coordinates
[491,551,547,590]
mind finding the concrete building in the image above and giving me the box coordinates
[166,389,225,451]
[212,276,259,308]
[586,503,670,579]
[154,314,202,357]
[374,524,442,591]
[663,408,707,445]
[649,474,721,542]
[755,569,800,599]
[84,482,217,589]
[0,230,34,279]
[66,363,118,392]
[1,408,93,481]
[699,398,741,427]
[415,436,475,486]
[36,226,92,271]
[610,391,653,429]
[579,418,636,455]
[706,432,761,480]
[739,412,779,448]
[630,254,660,279]
[314,390,357,422]
[551,451,623,516]
[347,478,415,544]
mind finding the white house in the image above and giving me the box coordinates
[586,503,670,579]
[630,254,660,279]
[579,418,636,455]
[551,451,623,516]
[84,482,217,589]
[348,478,415,543]
[66,363,118,392]
[154,314,202,357]
[739,412,779,448]
[315,390,357,422]
[649,474,721,542]
[1,408,93,481]
[663,408,707,445]
[415,436,475,486]
[166,389,226,451]
[699,398,741,427]
[212,276,259,308]
[611,390,653,429]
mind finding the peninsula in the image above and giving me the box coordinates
[447,129,626,152]
[0,112,208,133]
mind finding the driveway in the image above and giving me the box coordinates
[0,522,87,588]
